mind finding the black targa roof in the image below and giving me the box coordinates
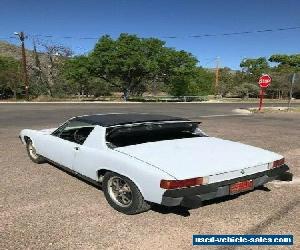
[73,113,189,127]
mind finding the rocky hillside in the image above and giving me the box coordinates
[0,40,36,60]
[0,40,47,66]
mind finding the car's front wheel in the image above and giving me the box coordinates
[102,172,151,214]
[26,140,45,164]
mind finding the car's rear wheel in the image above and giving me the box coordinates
[26,140,45,164]
[102,172,151,214]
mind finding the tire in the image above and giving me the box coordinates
[102,172,151,215]
[26,139,45,164]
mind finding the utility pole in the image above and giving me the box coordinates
[14,31,29,101]
[287,73,296,111]
[215,57,220,96]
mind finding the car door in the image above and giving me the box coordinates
[71,126,106,180]
[37,120,94,170]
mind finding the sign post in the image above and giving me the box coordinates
[258,74,272,111]
[258,88,264,111]
[287,73,296,111]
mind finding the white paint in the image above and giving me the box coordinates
[19,126,173,204]
[19,121,284,206]
[232,108,252,115]
[117,137,282,181]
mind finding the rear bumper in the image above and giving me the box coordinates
[161,164,292,207]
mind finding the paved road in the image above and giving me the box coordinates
[1,102,299,128]
[1,103,299,249]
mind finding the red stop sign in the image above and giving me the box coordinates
[258,74,272,88]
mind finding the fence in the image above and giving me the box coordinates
[128,95,209,102]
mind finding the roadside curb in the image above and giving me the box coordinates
[0,101,256,104]
[0,101,143,104]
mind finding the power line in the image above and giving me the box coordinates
[161,25,300,39]
[0,25,299,41]
[29,34,100,40]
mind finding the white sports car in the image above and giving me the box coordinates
[20,113,292,214]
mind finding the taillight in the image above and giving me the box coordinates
[269,158,285,169]
[160,177,206,189]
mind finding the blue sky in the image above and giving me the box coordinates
[0,0,299,69]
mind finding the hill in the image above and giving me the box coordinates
[0,40,48,66]
[0,41,25,60]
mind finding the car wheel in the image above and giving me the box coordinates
[102,172,151,215]
[26,140,45,164]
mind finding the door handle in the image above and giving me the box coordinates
[74,146,79,151]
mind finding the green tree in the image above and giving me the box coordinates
[188,67,214,96]
[89,33,198,99]
[63,55,111,97]
[269,54,300,71]
[63,56,90,95]
[240,57,270,79]
[165,50,199,96]
[218,67,235,96]
[233,82,259,99]
[269,54,300,98]
[0,56,22,99]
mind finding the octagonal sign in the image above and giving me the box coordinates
[258,74,272,88]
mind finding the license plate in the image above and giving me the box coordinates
[230,180,253,195]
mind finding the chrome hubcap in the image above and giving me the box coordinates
[107,177,132,207]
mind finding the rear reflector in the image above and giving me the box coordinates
[160,177,204,190]
[273,158,285,168]
[269,158,285,169]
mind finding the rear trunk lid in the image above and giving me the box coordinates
[116,137,282,181]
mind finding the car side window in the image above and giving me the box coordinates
[52,120,95,145]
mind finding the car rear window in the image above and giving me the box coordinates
[106,122,205,147]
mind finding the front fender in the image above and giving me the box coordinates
[19,129,38,144]
[19,129,46,156]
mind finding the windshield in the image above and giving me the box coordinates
[106,122,206,147]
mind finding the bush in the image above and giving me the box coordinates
[233,83,259,98]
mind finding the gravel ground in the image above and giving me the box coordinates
[0,105,299,250]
